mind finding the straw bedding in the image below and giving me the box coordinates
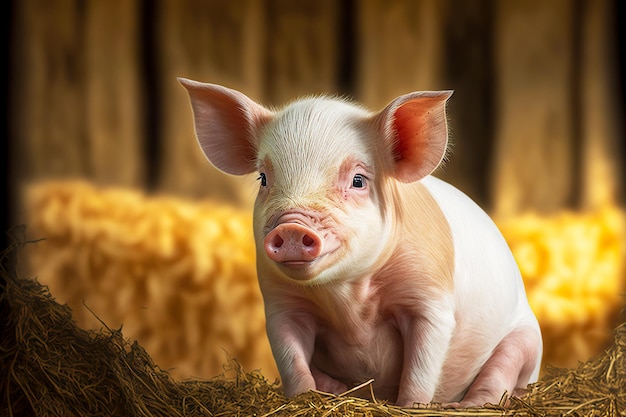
[1,237,624,417]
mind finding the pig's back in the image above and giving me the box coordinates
[419,175,540,400]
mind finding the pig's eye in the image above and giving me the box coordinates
[352,174,366,188]
[258,173,267,187]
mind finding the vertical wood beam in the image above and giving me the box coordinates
[491,0,575,216]
[156,0,265,205]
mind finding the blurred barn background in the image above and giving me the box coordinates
[2,0,625,383]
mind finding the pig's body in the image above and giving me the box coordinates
[258,175,541,405]
[180,78,542,407]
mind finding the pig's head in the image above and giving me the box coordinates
[179,78,452,286]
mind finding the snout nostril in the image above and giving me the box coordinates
[272,235,284,248]
[302,234,315,247]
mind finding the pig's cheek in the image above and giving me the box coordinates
[252,208,270,245]
[335,203,388,269]
[254,188,274,219]
[339,186,371,207]
[255,184,270,201]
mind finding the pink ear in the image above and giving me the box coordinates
[178,78,274,175]
[374,91,453,182]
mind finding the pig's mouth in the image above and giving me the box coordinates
[278,247,340,267]
[282,260,312,266]
[273,247,341,282]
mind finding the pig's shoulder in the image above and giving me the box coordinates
[418,176,491,224]
[418,175,507,252]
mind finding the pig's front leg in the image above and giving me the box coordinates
[266,311,347,397]
[311,363,348,394]
[395,301,456,407]
[266,312,317,397]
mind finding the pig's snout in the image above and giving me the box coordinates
[264,223,323,264]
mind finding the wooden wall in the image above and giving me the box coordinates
[4,0,625,385]
[8,0,624,219]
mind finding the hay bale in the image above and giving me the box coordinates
[21,180,276,381]
[498,207,625,369]
[1,237,625,416]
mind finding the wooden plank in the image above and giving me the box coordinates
[10,0,88,184]
[156,0,265,206]
[262,0,340,105]
[579,0,624,208]
[356,0,446,110]
[10,0,144,190]
[437,0,493,207]
[491,0,575,216]
[84,0,144,188]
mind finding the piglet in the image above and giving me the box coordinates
[179,78,542,407]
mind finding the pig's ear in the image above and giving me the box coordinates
[178,78,274,175]
[373,90,453,182]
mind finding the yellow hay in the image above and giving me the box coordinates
[498,207,625,369]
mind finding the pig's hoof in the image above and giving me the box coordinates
[317,378,348,395]
[311,367,348,394]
